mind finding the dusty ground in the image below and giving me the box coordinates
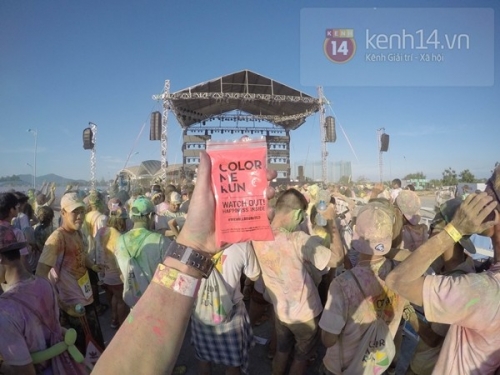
[98,296,417,375]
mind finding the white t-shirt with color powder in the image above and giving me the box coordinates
[423,262,500,374]
[252,229,332,324]
[217,242,261,304]
[319,258,407,375]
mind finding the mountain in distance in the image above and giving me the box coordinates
[38,173,89,186]
[2,174,89,187]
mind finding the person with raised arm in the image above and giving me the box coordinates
[92,151,277,375]
[386,174,500,375]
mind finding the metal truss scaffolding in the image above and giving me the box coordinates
[153,70,321,182]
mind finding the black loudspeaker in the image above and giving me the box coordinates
[325,116,336,143]
[380,133,390,152]
[150,111,162,140]
[83,128,94,150]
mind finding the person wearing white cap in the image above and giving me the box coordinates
[319,202,408,375]
[36,191,105,358]
[395,190,429,252]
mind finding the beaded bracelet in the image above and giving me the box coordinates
[152,263,201,298]
[444,223,462,243]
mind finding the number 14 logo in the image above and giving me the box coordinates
[324,29,357,63]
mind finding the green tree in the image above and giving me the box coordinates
[458,169,475,183]
[0,175,21,182]
[403,172,426,180]
[442,167,457,186]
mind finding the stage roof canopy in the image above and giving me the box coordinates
[165,70,320,131]
[119,160,196,180]
[119,160,161,180]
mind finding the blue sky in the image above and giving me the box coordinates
[1,0,498,182]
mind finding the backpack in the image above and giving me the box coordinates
[339,270,396,375]
[193,251,234,325]
[118,233,153,307]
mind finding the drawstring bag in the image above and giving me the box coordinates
[118,233,152,307]
[193,252,234,325]
[339,271,396,375]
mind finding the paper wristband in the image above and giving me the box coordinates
[152,264,201,298]
[444,223,462,243]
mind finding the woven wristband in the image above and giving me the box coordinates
[444,223,462,243]
[152,264,201,298]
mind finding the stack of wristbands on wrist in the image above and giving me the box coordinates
[153,240,215,297]
[152,264,201,298]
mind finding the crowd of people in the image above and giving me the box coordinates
[1,155,499,375]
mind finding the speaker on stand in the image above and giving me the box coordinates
[380,133,390,152]
[150,111,162,141]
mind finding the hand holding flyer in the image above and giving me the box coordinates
[206,136,274,247]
